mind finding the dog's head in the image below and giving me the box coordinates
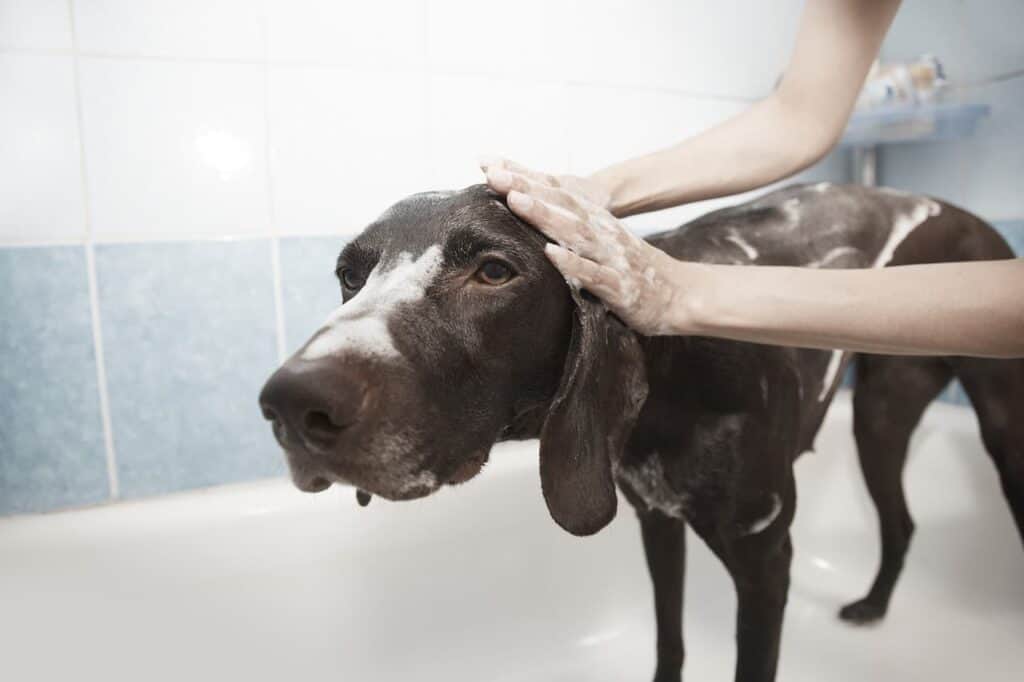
[259,186,647,535]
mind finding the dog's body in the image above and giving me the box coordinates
[260,183,1024,682]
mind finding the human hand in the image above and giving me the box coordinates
[480,157,700,336]
[479,156,612,211]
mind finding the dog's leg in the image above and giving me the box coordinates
[840,355,951,624]
[730,531,792,682]
[640,512,687,682]
[957,358,1024,546]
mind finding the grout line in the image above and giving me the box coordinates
[67,0,119,500]
[0,45,757,104]
[84,245,119,499]
[259,0,288,363]
[270,238,288,362]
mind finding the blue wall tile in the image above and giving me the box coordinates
[994,220,1024,256]
[96,240,283,498]
[278,236,351,355]
[0,247,109,514]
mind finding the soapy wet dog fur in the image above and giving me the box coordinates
[259,183,1024,682]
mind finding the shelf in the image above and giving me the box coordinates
[840,102,990,148]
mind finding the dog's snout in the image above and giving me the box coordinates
[259,359,366,450]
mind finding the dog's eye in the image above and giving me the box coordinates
[339,267,365,291]
[475,260,514,285]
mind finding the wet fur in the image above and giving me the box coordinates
[261,182,1024,682]
[617,183,1024,681]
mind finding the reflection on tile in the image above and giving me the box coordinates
[0,247,108,514]
[72,0,265,59]
[0,55,86,244]
[268,66,428,235]
[96,240,283,498]
[278,236,349,355]
[0,0,72,50]
[79,58,269,241]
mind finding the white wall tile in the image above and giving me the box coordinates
[567,84,746,175]
[431,0,801,97]
[0,54,85,244]
[427,0,575,79]
[267,0,426,67]
[428,75,568,190]
[79,58,269,240]
[0,0,72,50]
[268,66,429,235]
[72,0,264,59]
[566,0,801,98]
[567,83,852,234]
[567,84,744,232]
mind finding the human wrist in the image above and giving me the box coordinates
[662,258,720,336]
[588,166,637,218]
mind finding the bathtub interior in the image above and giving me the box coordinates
[1,393,1022,682]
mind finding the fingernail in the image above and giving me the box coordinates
[544,242,564,258]
[508,191,533,211]
[489,168,512,186]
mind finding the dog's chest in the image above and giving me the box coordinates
[614,454,691,519]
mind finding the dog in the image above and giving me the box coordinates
[259,182,1024,682]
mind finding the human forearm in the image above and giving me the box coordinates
[683,259,1024,358]
[591,95,834,217]
[589,0,901,217]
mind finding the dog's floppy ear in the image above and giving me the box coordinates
[539,286,648,536]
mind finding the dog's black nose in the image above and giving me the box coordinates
[259,360,365,450]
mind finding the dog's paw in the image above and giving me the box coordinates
[838,598,887,624]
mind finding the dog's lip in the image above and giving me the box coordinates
[446,451,489,485]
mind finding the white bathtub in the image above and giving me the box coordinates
[2,393,1022,682]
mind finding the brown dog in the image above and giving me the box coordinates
[259,183,1024,682]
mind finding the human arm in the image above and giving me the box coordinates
[486,170,1024,359]
[542,0,903,216]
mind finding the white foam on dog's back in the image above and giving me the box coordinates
[874,199,941,267]
[815,197,941,402]
[302,245,443,360]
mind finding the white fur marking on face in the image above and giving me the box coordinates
[398,470,438,494]
[301,246,443,360]
[807,246,861,269]
[817,349,844,402]
[743,494,782,535]
[874,200,940,267]
[725,230,759,260]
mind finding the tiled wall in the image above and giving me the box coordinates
[879,0,1024,222]
[0,1,1017,515]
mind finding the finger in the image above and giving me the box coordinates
[478,155,562,189]
[485,169,588,221]
[544,244,624,304]
[507,191,599,255]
